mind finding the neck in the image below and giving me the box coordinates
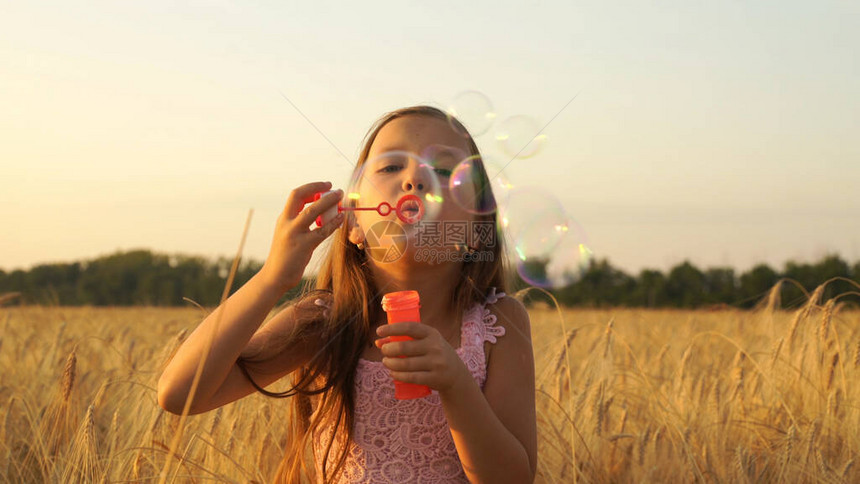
[369,260,462,328]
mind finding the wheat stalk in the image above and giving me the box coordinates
[819,299,835,344]
[841,459,855,481]
[780,424,796,479]
[770,337,784,371]
[853,341,860,368]
[61,348,77,402]
[826,353,839,391]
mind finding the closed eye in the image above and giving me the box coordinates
[378,164,403,174]
[433,167,452,178]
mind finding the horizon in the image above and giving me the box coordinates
[3,245,857,278]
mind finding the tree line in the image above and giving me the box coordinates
[516,255,860,309]
[1,249,858,309]
[0,250,282,308]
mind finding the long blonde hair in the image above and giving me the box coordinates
[238,105,510,483]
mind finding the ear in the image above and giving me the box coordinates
[347,221,365,245]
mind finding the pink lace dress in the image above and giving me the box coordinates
[309,288,507,483]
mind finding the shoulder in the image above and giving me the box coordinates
[486,294,531,343]
[482,294,533,373]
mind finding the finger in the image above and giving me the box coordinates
[296,189,343,229]
[389,371,431,385]
[304,212,345,247]
[374,337,392,348]
[376,322,428,339]
[285,181,332,219]
[382,355,432,372]
[380,338,426,358]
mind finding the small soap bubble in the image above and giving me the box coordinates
[449,156,498,215]
[422,144,499,215]
[446,90,496,137]
[495,115,547,159]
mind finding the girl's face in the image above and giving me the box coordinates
[349,115,479,253]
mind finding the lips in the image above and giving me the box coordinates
[395,194,424,224]
[401,199,420,215]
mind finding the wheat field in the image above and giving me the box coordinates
[1,283,859,483]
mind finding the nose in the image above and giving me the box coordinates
[403,180,425,191]
[401,163,426,192]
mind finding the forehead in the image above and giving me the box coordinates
[369,115,472,158]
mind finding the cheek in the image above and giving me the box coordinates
[355,211,373,230]
[360,183,394,207]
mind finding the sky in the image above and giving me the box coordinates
[2,0,859,277]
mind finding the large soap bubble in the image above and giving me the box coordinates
[515,217,593,288]
[498,187,592,288]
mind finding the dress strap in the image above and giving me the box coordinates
[477,287,506,345]
[484,287,506,305]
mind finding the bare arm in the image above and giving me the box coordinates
[158,272,301,414]
[157,181,344,415]
[440,297,537,483]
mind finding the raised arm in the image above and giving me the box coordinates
[157,181,344,415]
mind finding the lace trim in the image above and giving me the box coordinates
[476,288,506,345]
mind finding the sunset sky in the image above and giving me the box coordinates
[3,1,858,276]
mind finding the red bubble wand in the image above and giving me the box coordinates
[314,193,425,226]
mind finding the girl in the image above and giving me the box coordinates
[158,106,537,483]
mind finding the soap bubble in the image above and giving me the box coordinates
[498,187,565,250]
[421,144,500,216]
[498,187,592,287]
[516,217,593,288]
[495,115,547,159]
[446,90,496,137]
[505,190,569,262]
[449,156,498,215]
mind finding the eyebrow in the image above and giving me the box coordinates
[371,145,467,167]
[374,145,466,155]
[373,145,408,154]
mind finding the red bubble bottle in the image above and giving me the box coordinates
[381,290,432,400]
